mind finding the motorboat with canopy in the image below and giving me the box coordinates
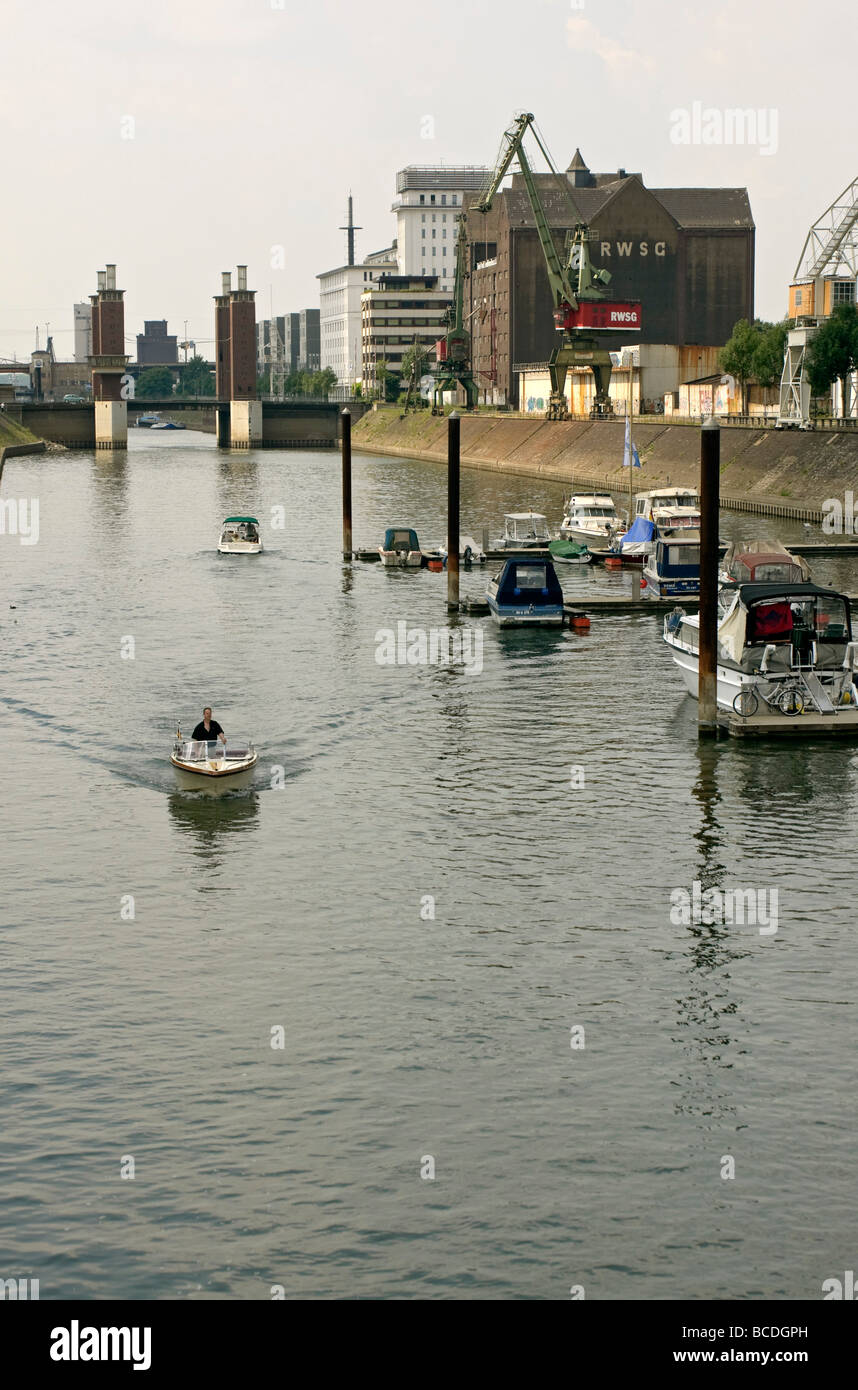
[496,513,551,549]
[379,527,423,567]
[486,556,565,626]
[218,517,262,554]
[663,582,858,721]
[719,539,810,588]
[642,537,700,597]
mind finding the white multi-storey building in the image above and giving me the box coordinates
[392,167,491,295]
[318,244,398,388]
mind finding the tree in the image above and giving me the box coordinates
[753,320,789,392]
[374,358,400,403]
[806,304,858,417]
[400,342,429,388]
[177,355,215,397]
[136,367,175,399]
[719,320,758,414]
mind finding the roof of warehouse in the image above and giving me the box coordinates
[466,178,753,231]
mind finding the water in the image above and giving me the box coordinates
[2,429,857,1300]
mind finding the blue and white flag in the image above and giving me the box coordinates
[622,416,642,467]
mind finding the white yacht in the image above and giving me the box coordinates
[662,581,858,721]
[559,495,625,546]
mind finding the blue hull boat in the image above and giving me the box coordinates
[486,556,565,626]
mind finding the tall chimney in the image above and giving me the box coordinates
[97,270,106,291]
[105,264,116,290]
[222,271,232,294]
[237,265,248,291]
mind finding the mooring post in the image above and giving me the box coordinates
[341,408,352,561]
[698,416,721,736]
[447,411,460,612]
[631,567,641,601]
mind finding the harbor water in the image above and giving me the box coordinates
[2,428,857,1300]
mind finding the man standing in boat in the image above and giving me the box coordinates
[191,707,226,746]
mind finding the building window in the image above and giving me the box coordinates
[421,213,425,222]
[442,214,447,222]
[442,229,446,237]
[420,194,425,205]
[441,194,446,205]
[421,229,426,238]
[452,194,457,206]
[833,281,855,305]
[431,194,435,204]
[432,229,436,238]
[443,246,447,255]
[795,290,802,306]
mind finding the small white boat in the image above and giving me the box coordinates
[379,527,423,567]
[496,513,551,549]
[438,533,487,564]
[559,495,625,546]
[171,735,258,788]
[219,516,262,554]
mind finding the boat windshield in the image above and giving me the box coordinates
[507,517,549,539]
[175,738,254,761]
[515,564,548,588]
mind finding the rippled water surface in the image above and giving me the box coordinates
[2,429,857,1300]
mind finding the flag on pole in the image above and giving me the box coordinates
[622,417,641,467]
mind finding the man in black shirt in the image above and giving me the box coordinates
[191,707,226,744]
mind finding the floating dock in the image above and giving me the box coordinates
[718,707,858,738]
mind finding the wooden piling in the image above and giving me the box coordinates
[698,417,720,736]
[447,411,460,612]
[341,408,352,561]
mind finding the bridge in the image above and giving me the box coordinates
[12,398,369,449]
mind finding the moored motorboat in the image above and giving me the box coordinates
[719,539,810,588]
[662,582,858,724]
[135,412,162,428]
[642,536,700,598]
[379,527,423,567]
[486,555,564,626]
[559,494,625,546]
[438,533,487,564]
[218,516,262,553]
[496,512,551,549]
[548,537,592,565]
[171,735,258,788]
[151,419,187,430]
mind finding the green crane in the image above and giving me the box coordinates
[474,112,618,420]
[432,216,479,414]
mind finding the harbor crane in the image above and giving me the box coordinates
[473,112,641,420]
[778,176,858,427]
[432,217,479,413]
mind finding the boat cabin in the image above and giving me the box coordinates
[718,583,853,673]
[382,527,420,555]
[634,488,699,517]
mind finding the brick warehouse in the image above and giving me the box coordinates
[464,152,754,406]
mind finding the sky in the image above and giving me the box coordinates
[0,0,852,360]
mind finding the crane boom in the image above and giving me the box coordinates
[475,114,578,312]
[795,176,858,281]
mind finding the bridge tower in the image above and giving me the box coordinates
[89,264,129,449]
[214,265,260,448]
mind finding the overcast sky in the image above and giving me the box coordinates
[1,0,851,359]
